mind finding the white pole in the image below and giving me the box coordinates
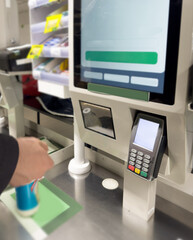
[68,117,91,175]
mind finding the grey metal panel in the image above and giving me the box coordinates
[24,106,38,123]
[39,113,74,140]
[0,160,193,240]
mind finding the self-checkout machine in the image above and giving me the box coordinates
[69,0,193,223]
[0,0,28,138]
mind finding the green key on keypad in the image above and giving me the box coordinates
[140,171,147,178]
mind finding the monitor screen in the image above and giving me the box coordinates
[133,118,159,151]
[81,0,170,94]
[74,0,182,105]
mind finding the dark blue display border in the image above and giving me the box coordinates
[81,66,165,94]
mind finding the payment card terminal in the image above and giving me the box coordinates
[127,113,166,181]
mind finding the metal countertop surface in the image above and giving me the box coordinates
[0,159,193,240]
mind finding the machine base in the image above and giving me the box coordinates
[68,158,91,175]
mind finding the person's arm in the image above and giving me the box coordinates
[0,135,54,195]
[0,134,19,194]
[10,137,54,187]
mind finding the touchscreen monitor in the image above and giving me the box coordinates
[74,0,182,104]
[81,0,170,94]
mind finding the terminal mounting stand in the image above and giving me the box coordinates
[68,117,91,175]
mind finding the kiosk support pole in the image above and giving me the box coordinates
[68,117,91,175]
[123,164,157,221]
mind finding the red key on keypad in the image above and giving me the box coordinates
[128,165,135,171]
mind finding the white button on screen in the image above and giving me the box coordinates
[131,76,158,87]
[104,73,129,83]
[84,71,103,80]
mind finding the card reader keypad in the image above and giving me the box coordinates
[128,149,152,178]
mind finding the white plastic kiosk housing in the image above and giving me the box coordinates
[69,0,193,220]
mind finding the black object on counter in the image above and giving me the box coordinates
[0,46,32,72]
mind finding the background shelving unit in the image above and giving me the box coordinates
[28,0,70,98]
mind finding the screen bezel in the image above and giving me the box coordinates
[73,0,183,105]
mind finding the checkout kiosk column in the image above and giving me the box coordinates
[123,113,166,221]
[68,117,91,175]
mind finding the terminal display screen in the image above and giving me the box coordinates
[81,0,170,94]
[133,119,159,151]
[74,0,182,104]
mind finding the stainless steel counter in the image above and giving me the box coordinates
[0,159,193,240]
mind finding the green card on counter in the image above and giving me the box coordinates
[11,178,82,235]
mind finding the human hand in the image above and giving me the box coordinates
[10,137,54,187]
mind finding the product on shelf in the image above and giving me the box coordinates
[35,58,59,72]
[35,58,68,75]
[58,37,68,47]
[48,4,68,17]
[44,5,68,33]
[51,59,68,74]
[28,0,66,9]
[41,34,68,47]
